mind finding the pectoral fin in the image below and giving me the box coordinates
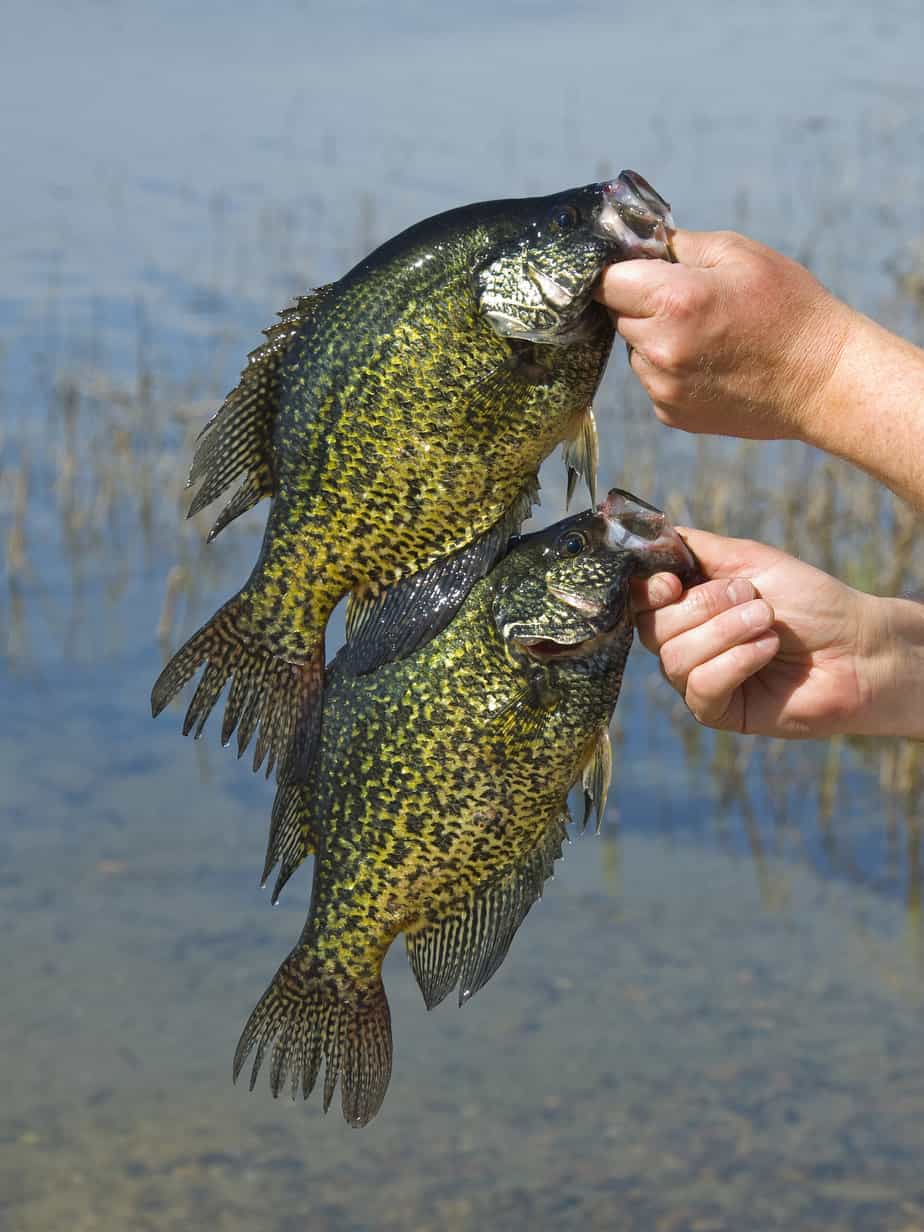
[491,665,562,739]
[405,814,567,1010]
[340,481,537,676]
[563,406,598,508]
[579,725,613,834]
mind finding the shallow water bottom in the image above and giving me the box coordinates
[4,812,923,1232]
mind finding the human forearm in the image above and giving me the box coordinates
[797,309,924,511]
[855,593,924,740]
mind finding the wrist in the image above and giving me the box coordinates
[854,593,924,739]
[795,308,924,508]
[788,298,862,448]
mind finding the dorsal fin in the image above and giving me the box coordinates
[405,813,568,1010]
[186,286,334,540]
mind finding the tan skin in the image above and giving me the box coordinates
[594,230,924,741]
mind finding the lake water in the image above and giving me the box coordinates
[2,3,924,1229]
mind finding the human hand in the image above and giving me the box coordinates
[595,230,856,442]
[631,528,924,740]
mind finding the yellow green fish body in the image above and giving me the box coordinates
[151,173,676,781]
[235,490,696,1125]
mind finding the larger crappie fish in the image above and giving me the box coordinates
[151,173,676,783]
[233,490,697,1126]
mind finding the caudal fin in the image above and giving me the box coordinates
[233,949,393,1128]
[150,592,324,783]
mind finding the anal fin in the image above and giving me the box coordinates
[262,784,322,903]
[405,814,567,1010]
[340,481,538,677]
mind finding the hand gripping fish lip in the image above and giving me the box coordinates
[600,488,699,582]
[594,169,677,262]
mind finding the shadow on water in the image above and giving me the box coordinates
[3,4,924,1228]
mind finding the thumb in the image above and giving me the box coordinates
[671,527,788,581]
[670,228,746,268]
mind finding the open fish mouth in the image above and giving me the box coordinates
[594,170,676,261]
[515,632,602,662]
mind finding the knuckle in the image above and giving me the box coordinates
[649,371,687,407]
[658,639,685,683]
[637,337,674,372]
[634,613,659,650]
[653,279,696,325]
[685,678,734,729]
[682,581,728,621]
[711,229,747,259]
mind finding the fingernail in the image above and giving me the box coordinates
[740,599,772,629]
[726,578,754,605]
[752,634,779,655]
[647,575,674,606]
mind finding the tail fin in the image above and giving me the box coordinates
[233,949,393,1128]
[150,591,324,783]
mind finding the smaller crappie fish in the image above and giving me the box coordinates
[233,490,697,1127]
[151,171,675,785]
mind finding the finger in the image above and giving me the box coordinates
[614,313,661,356]
[659,597,775,695]
[593,259,678,319]
[636,578,760,654]
[630,572,684,615]
[684,632,781,730]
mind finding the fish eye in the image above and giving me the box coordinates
[551,205,579,231]
[556,530,588,557]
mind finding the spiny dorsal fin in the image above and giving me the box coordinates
[341,478,539,676]
[262,783,322,903]
[405,814,567,1011]
[187,285,334,539]
[563,406,598,509]
[579,725,612,833]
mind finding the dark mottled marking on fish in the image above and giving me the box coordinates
[151,173,676,782]
[233,489,696,1126]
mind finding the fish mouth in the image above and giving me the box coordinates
[593,170,676,261]
[515,634,595,662]
[599,488,700,583]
